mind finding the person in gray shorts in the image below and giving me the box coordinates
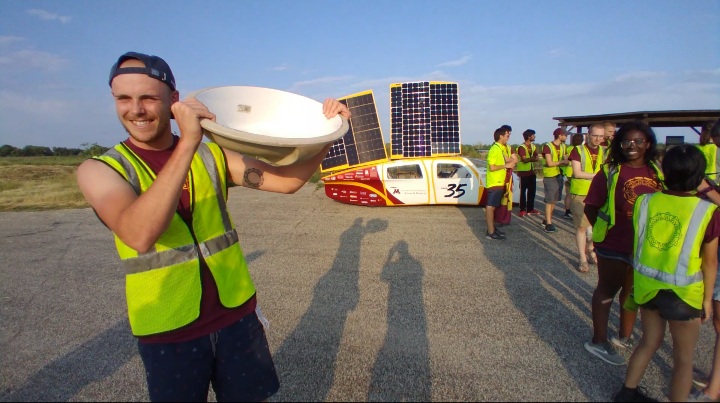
[543,175,563,204]
[540,128,569,233]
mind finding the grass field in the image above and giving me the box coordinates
[0,157,89,211]
[0,156,327,211]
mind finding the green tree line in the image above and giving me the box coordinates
[1,142,495,158]
[0,143,110,157]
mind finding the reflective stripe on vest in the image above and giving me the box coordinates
[562,145,574,177]
[633,193,712,286]
[123,230,239,274]
[94,142,255,336]
[100,143,235,264]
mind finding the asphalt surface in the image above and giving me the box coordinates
[0,184,716,402]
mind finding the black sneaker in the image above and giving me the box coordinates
[613,386,657,402]
[495,227,506,236]
[563,212,572,219]
[486,231,505,240]
[541,219,547,227]
[544,223,558,233]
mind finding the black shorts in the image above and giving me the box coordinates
[486,188,504,207]
[640,289,702,321]
[137,312,279,402]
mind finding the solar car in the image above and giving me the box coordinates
[320,83,520,207]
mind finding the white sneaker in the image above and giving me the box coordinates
[584,341,625,365]
[610,334,634,350]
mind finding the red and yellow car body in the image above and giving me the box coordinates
[322,156,495,206]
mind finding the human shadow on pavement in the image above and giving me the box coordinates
[459,205,627,400]
[367,240,430,402]
[1,250,267,402]
[1,320,136,402]
[271,217,388,402]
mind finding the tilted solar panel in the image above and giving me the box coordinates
[390,81,460,159]
[320,90,388,172]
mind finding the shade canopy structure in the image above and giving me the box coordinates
[553,110,720,136]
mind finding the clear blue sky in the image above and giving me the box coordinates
[1,0,718,149]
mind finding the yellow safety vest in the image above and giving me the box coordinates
[486,142,509,187]
[515,143,536,173]
[94,142,255,336]
[562,145,575,178]
[570,145,605,196]
[697,143,719,182]
[592,161,664,243]
[542,142,565,178]
[632,193,716,309]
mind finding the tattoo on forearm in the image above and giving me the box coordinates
[243,168,264,188]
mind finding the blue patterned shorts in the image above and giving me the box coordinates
[714,247,720,301]
[137,312,279,402]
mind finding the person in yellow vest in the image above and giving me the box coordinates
[614,144,720,402]
[485,127,517,240]
[541,128,569,232]
[516,129,541,217]
[75,52,351,402]
[568,125,605,273]
[494,125,515,227]
[563,133,584,219]
[689,119,720,402]
[601,121,616,161]
[583,121,663,366]
[696,121,720,183]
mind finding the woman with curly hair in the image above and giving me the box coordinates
[583,121,664,366]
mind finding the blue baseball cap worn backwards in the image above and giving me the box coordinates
[108,51,176,91]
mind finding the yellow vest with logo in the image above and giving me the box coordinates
[94,142,255,336]
[486,142,509,187]
[542,142,565,178]
[592,161,664,243]
[570,145,605,196]
[515,143,536,173]
[632,193,716,309]
[697,143,719,182]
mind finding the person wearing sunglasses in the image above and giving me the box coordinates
[583,121,664,366]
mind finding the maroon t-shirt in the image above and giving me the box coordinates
[542,143,564,162]
[585,164,662,255]
[568,146,600,171]
[123,137,256,344]
[516,144,537,178]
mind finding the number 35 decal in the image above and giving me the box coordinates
[445,183,467,198]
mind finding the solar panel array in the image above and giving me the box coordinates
[320,90,388,172]
[390,81,460,159]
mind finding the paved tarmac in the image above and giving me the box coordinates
[0,184,716,402]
